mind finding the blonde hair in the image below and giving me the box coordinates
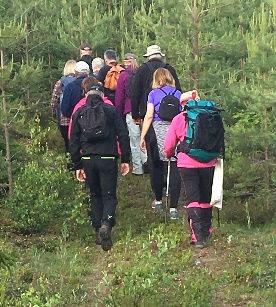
[152,68,175,89]
[63,60,76,76]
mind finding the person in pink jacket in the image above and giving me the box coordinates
[164,90,216,248]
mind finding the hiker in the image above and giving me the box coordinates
[78,42,94,71]
[164,90,223,248]
[140,68,182,219]
[97,49,124,103]
[50,59,76,152]
[68,76,113,138]
[69,84,131,251]
[92,57,105,79]
[61,61,90,119]
[131,44,181,123]
[114,53,147,175]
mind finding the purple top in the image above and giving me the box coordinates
[148,85,182,121]
[114,68,133,116]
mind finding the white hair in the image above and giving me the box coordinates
[92,57,104,72]
[148,53,163,60]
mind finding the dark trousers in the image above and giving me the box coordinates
[179,167,214,205]
[59,125,69,152]
[82,157,118,229]
[146,126,181,208]
[180,167,214,243]
[149,160,181,208]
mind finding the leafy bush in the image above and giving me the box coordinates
[5,151,87,234]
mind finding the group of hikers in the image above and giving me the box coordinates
[51,43,224,252]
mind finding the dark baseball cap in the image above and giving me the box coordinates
[80,43,92,50]
[89,83,104,93]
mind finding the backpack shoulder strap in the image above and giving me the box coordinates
[159,88,167,95]
[113,64,125,72]
[169,88,178,96]
[172,88,178,95]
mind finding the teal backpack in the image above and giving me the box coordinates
[177,99,225,162]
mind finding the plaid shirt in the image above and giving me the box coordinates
[50,79,70,126]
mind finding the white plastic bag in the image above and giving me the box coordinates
[211,158,223,209]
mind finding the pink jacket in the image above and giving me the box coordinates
[68,96,113,139]
[164,112,217,168]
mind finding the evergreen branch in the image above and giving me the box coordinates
[201,43,222,49]
[184,1,192,13]
[0,183,9,187]
[27,41,46,52]
[199,2,233,16]
[8,109,21,126]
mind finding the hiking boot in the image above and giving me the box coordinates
[170,208,179,220]
[95,229,101,245]
[99,224,112,251]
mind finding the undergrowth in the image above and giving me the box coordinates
[0,149,275,306]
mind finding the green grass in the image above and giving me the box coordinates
[0,172,275,306]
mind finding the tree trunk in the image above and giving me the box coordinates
[190,0,200,89]
[25,15,30,105]
[1,49,13,194]
[79,0,83,44]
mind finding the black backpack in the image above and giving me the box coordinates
[126,70,136,99]
[78,95,110,142]
[157,88,181,122]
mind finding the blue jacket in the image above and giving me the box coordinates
[61,76,86,118]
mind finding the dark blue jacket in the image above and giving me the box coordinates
[61,76,86,118]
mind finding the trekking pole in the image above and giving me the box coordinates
[217,208,221,228]
[165,160,171,225]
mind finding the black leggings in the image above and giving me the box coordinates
[179,167,215,243]
[146,125,181,208]
[149,160,181,208]
[179,167,214,205]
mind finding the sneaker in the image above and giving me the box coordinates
[151,200,156,209]
[132,167,143,175]
[155,202,164,212]
[151,200,164,211]
[95,229,101,245]
[132,172,143,176]
[99,224,112,251]
[170,208,179,220]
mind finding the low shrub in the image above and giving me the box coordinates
[5,152,87,234]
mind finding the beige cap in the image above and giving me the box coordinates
[143,45,165,57]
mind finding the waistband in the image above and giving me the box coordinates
[81,156,117,160]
